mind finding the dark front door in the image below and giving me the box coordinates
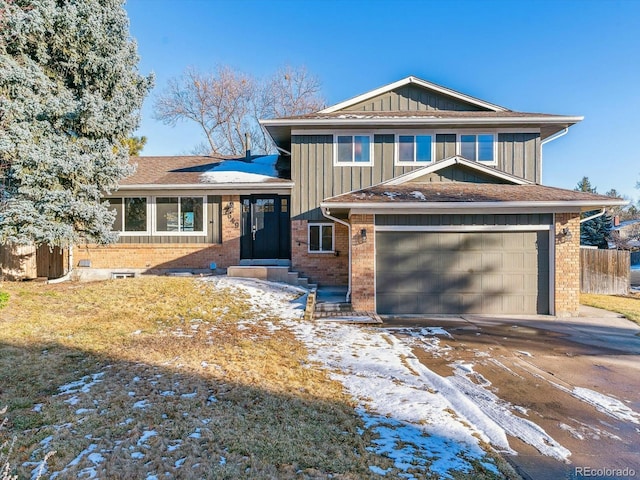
[241,195,290,260]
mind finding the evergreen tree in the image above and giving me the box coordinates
[574,177,612,248]
[0,0,153,247]
[124,136,148,156]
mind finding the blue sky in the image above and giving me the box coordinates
[125,0,640,202]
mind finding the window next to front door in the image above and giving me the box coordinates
[155,196,205,233]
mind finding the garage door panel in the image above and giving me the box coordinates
[376,231,549,315]
[377,294,420,314]
[455,252,483,272]
[482,252,503,270]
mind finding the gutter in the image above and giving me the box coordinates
[580,208,606,223]
[321,199,627,211]
[117,182,294,191]
[260,116,584,127]
[541,127,569,145]
[321,206,352,302]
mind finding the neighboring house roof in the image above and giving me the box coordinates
[613,219,640,230]
[118,155,293,190]
[318,75,509,113]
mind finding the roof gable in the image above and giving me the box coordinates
[382,156,531,186]
[320,76,508,114]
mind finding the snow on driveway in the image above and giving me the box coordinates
[211,278,637,475]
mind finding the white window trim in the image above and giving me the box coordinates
[308,222,335,253]
[110,196,151,236]
[457,133,497,165]
[333,133,374,166]
[152,196,208,236]
[394,132,435,166]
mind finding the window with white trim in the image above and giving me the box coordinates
[308,223,334,253]
[396,134,433,164]
[335,135,372,165]
[110,197,148,233]
[460,134,495,162]
[155,196,205,233]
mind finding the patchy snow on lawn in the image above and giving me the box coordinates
[206,278,504,477]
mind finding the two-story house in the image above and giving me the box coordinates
[76,75,623,317]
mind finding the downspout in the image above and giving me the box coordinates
[540,127,569,183]
[321,206,351,302]
[275,145,292,156]
[541,127,569,146]
[580,208,606,224]
[47,245,74,284]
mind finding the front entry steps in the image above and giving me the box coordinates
[227,264,315,289]
[313,286,382,324]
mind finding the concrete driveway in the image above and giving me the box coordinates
[382,307,640,480]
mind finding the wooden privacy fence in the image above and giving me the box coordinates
[580,248,630,294]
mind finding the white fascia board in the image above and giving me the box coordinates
[382,156,531,186]
[260,116,584,127]
[118,182,294,191]
[318,76,509,113]
[321,199,627,213]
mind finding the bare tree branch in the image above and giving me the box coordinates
[153,65,324,155]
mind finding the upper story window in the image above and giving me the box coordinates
[155,196,205,234]
[335,134,373,165]
[460,134,495,163]
[396,134,433,165]
[110,197,148,234]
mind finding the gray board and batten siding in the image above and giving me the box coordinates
[112,195,222,244]
[291,133,541,220]
[343,85,488,112]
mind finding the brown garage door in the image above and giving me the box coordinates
[376,231,549,315]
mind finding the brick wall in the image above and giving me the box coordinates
[555,212,581,317]
[291,220,348,286]
[350,214,375,312]
[78,195,241,271]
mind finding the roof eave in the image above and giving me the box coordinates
[117,182,294,191]
[321,199,626,213]
[260,116,584,127]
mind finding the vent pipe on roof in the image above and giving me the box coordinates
[245,132,251,160]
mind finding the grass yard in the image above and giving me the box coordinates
[581,291,640,324]
[0,277,398,479]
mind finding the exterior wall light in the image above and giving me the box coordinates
[360,228,367,241]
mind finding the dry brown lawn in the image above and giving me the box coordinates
[0,277,511,480]
[0,277,397,479]
[581,291,640,324]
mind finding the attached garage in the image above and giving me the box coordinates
[376,227,550,315]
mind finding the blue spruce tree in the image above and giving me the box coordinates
[0,0,153,247]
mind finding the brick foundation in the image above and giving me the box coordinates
[77,195,241,272]
[350,214,375,311]
[554,212,581,317]
[291,220,348,286]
